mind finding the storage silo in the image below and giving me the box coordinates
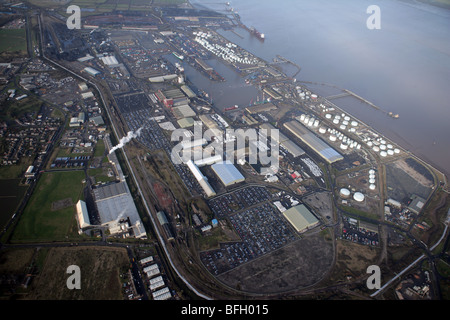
[340,188,351,198]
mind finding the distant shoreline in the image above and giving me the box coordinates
[414,0,450,10]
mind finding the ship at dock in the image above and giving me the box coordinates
[224,105,238,111]
[172,52,184,60]
[250,26,265,41]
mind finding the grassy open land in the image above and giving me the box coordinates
[0,90,42,124]
[0,157,33,180]
[25,246,129,300]
[88,167,115,183]
[0,179,28,230]
[0,29,27,53]
[10,170,86,242]
[93,138,105,157]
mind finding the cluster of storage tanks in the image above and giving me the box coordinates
[339,188,365,202]
[325,112,359,134]
[363,136,400,157]
[194,32,258,65]
[295,86,316,100]
[299,112,363,152]
[298,113,320,128]
[368,169,376,191]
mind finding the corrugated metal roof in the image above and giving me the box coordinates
[211,161,245,186]
[283,120,343,163]
[282,204,319,232]
[280,139,305,157]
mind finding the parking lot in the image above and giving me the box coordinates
[207,186,273,218]
[200,201,297,275]
[51,156,91,169]
[341,216,379,246]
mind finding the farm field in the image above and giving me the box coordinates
[0,29,27,53]
[26,246,129,300]
[10,170,86,242]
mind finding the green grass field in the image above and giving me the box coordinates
[0,29,27,53]
[0,179,28,230]
[11,170,86,242]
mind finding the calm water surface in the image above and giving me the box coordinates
[189,0,450,176]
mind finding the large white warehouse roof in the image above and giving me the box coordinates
[211,161,245,186]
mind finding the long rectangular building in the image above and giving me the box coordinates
[283,120,343,163]
[283,204,319,233]
[211,161,245,187]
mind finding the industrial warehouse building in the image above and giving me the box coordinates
[259,123,289,144]
[186,160,216,197]
[93,181,147,239]
[284,120,343,163]
[157,211,174,240]
[177,117,195,128]
[76,200,91,230]
[280,139,305,158]
[211,161,245,187]
[282,204,319,233]
[259,123,305,157]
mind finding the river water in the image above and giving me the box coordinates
[188,0,450,177]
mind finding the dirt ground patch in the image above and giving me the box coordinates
[330,239,380,281]
[51,198,73,211]
[303,191,333,220]
[386,158,434,202]
[26,246,129,300]
[393,158,433,188]
[217,233,334,294]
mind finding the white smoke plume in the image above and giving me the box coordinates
[109,127,143,154]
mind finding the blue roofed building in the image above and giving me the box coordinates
[211,161,245,187]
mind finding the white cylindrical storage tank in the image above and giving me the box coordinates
[356,144,361,149]
[367,141,373,147]
[314,119,320,127]
[369,184,376,190]
[373,146,380,152]
[333,119,339,124]
[369,169,375,175]
[351,120,358,127]
[304,115,310,124]
[344,116,350,121]
[387,144,393,149]
[325,114,332,119]
[387,149,394,156]
[380,151,387,157]
[380,144,387,150]
[319,127,327,134]
[335,115,341,120]
[340,143,348,150]
[340,188,351,198]
[342,120,349,126]
[369,178,376,184]
[353,192,365,202]
[329,135,337,142]
[300,114,306,121]
[369,173,376,179]
[394,148,400,154]
[340,124,346,130]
